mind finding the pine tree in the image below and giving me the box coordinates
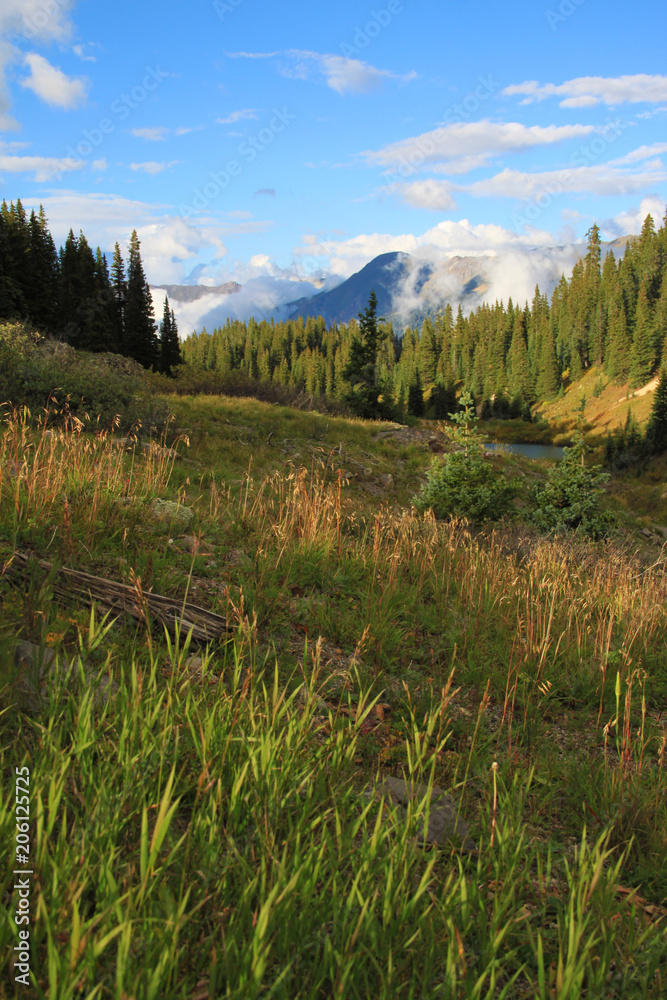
[124,230,157,368]
[536,322,559,398]
[159,296,181,375]
[508,309,534,404]
[407,370,424,417]
[646,365,667,453]
[605,286,631,382]
[27,207,59,332]
[110,243,126,352]
[630,281,656,387]
[342,290,391,418]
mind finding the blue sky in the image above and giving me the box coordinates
[1,0,667,328]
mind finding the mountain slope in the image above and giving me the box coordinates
[287,252,433,326]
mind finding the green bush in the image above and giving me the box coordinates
[529,432,614,539]
[413,391,519,524]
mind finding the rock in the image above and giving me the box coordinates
[10,641,119,715]
[227,548,251,568]
[379,473,395,490]
[149,499,194,530]
[641,527,652,538]
[363,775,476,854]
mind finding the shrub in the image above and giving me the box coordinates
[529,432,614,539]
[413,391,519,524]
[0,322,161,431]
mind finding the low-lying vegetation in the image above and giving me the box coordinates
[1,391,666,998]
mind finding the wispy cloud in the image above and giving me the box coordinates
[131,126,170,141]
[504,74,667,107]
[226,49,416,95]
[130,160,179,175]
[254,188,276,197]
[0,153,85,181]
[216,108,259,124]
[364,121,594,176]
[466,163,667,199]
[73,44,96,62]
[20,53,88,109]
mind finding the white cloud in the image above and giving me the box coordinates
[504,74,667,107]
[364,121,595,176]
[131,126,170,141]
[601,196,667,238]
[0,153,84,181]
[226,49,415,95]
[611,143,667,165]
[388,179,458,211]
[129,160,178,175]
[91,158,107,171]
[21,192,229,286]
[21,52,88,109]
[0,1,77,128]
[466,163,667,199]
[216,108,259,124]
[72,44,96,62]
[291,218,559,280]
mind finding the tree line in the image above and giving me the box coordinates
[0,199,181,375]
[181,211,667,419]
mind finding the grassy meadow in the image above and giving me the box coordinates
[1,385,666,999]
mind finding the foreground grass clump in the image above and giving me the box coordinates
[1,398,666,998]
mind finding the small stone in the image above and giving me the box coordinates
[379,473,395,490]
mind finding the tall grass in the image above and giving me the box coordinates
[1,404,666,998]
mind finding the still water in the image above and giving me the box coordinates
[484,442,566,461]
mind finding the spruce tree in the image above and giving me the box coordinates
[110,243,126,352]
[646,365,667,453]
[342,289,391,418]
[630,281,656,387]
[124,230,158,368]
[159,297,181,375]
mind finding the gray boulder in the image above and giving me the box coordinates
[364,775,477,854]
[10,642,118,715]
[149,499,195,530]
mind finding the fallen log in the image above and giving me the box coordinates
[3,552,233,645]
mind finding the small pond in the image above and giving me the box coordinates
[484,442,566,461]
